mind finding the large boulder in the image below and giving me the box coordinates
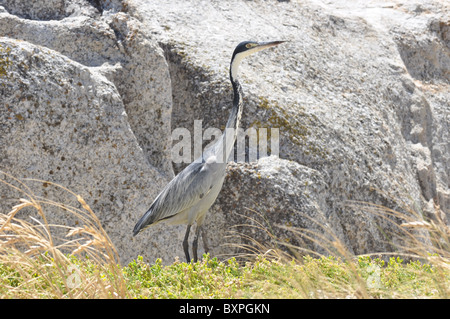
[0,0,177,264]
[0,0,173,175]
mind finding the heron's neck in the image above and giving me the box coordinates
[209,56,245,163]
[213,74,244,163]
[226,78,244,131]
[227,53,245,132]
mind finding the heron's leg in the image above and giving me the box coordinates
[201,228,210,254]
[183,225,191,263]
[192,225,201,262]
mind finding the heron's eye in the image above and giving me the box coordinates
[246,43,255,49]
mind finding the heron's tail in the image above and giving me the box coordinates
[133,207,154,236]
[132,222,142,237]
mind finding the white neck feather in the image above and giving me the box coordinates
[230,50,252,81]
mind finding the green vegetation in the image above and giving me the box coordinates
[0,171,448,298]
[0,252,448,299]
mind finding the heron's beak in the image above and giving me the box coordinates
[248,41,285,55]
[257,41,286,49]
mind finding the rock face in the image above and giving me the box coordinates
[0,0,448,264]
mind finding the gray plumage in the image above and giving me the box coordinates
[133,40,284,262]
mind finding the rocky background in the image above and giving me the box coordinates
[0,0,448,265]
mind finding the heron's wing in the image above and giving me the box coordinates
[133,160,220,235]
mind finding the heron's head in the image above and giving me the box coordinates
[230,40,284,80]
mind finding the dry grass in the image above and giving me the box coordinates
[220,195,449,298]
[0,171,127,298]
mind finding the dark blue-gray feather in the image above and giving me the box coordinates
[133,159,219,236]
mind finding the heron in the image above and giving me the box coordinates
[133,40,284,262]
